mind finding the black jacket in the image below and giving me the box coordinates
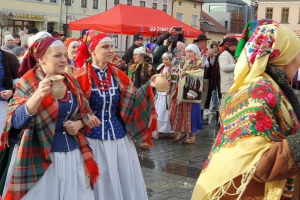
[122,44,140,64]
[156,32,184,50]
[152,45,168,68]
[1,50,20,97]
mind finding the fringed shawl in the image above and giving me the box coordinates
[192,75,299,200]
[0,67,99,200]
[177,57,204,104]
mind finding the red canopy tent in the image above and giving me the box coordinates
[69,4,202,38]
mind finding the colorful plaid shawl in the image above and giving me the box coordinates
[0,67,99,200]
[132,84,157,146]
[73,63,157,144]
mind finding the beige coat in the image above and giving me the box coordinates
[219,50,235,93]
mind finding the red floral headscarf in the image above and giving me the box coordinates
[75,30,112,68]
[18,36,59,77]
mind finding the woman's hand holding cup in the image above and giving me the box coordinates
[37,75,52,99]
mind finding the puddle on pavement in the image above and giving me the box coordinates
[140,157,201,179]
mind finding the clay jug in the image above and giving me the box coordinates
[50,75,66,99]
[154,74,169,92]
[65,65,73,75]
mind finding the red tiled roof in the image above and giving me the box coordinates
[200,11,230,34]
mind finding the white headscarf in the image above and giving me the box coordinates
[133,46,146,55]
[4,35,14,44]
[185,44,201,57]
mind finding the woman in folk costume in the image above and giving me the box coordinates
[112,47,127,72]
[170,44,204,144]
[192,21,300,200]
[0,36,100,200]
[73,31,157,200]
[128,46,157,89]
[0,49,20,195]
[18,31,52,77]
[64,38,80,67]
[173,41,186,67]
[155,52,178,138]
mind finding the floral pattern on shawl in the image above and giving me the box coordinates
[213,78,297,152]
[245,23,280,65]
[202,77,299,199]
[128,63,139,84]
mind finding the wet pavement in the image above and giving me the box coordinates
[137,124,218,200]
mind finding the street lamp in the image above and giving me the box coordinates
[59,0,74,32]
[64,0,75,36]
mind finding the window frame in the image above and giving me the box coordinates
[152,2,157,9]
[176,12,184,22]
[265,7,273,19]
[299,7,300,23]
[209,5,224,12]
[281,7,289,23]
[191,14,198,27]
[163,4,167,12]
[81,0,87,8]
[140,1,145,7]
[92,0,98,9]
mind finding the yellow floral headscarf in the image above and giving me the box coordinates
[192,23,300,200]
[230,23,300,92]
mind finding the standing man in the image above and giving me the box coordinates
[193,34,211,120]
[122,33,143,64]
[218,37,238,121]
[203,44,220,123]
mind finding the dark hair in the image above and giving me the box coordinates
[144,54,152,64]
[13,34,20,39]
[265,66,300,121]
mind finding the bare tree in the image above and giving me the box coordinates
[251,0,259,20]
[0,11,8,44]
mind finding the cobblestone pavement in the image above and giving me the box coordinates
[137,124,219,200]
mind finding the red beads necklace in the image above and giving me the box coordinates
[90,66,112,92]
[58,82,71,103]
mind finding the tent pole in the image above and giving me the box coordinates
[120,33,123,55]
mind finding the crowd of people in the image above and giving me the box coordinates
[0,18,300,199]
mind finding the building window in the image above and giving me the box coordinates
[265,7,273,19]
[194,4,197,9]
[140,1,145,7]
[50,0,56,3]
[114,0,119,6]
[299,8,300,23]
[191,15,198,27]
[224,21,228,29]
[176,12,183,22]
[179,1,182,6]
[127,0,132,5]
[163,4,167,12]
[281,8,289,23]
[92,0,98,9]
[209,5,224,12]
[81,0,87,8]
[153,3,157,9]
